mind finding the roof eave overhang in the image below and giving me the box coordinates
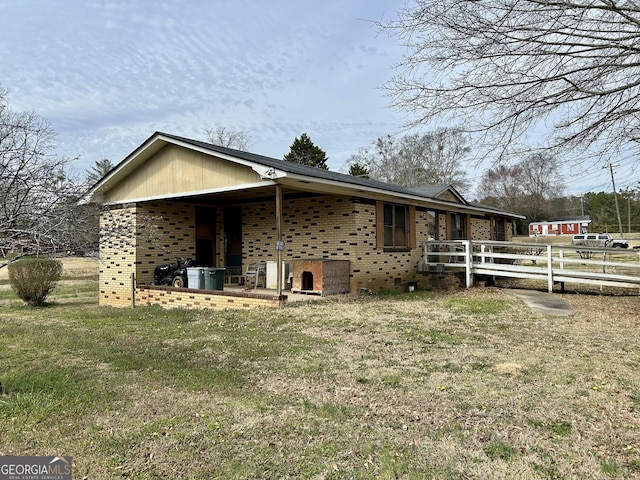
[82,132,523,220]
[93,181,279,206]
[278,172,524,219]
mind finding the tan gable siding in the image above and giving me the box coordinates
[436,190,462,203]
[103,145,262,202]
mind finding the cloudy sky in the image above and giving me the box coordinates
[1,0,636,195]
[0,1,409,171]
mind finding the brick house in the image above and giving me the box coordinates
[85,132,523,309]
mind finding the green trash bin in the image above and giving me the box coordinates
[204,267,225,290]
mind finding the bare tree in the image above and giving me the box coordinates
[0,87,80,256]
[477,164,524,216]
[520,153,564,221]
[203,125,251,151]
[349,136,398,184]
[349,129,471,191]
[381,0,640,162]
[477,153,564,222]
[0,87,173,261]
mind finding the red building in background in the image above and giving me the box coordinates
[528,217,591,236]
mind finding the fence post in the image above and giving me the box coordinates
[547,245,553,293]
[464,240,473,288]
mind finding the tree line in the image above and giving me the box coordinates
[272,129,639,235]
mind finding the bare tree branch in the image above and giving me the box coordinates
[203,125,252,151]
[349,129,472,192]
[381,0,640,162]
[477,152,565,221]
[0,88,83,255]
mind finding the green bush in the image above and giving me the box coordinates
[8,257,63,306]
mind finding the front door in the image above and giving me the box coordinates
[195,207,216,266]
[224,207,243,276]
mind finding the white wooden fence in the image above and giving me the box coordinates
[419,240,640,293]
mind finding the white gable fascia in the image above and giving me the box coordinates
[160,134,287,180]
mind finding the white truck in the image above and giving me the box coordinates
[572,233,629,248]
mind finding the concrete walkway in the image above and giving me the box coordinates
[508,289,573,316]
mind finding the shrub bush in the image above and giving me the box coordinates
[8,257,63,306]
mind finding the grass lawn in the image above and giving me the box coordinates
[1,262,639,478]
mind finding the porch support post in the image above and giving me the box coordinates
[463,239,473,288]
[275,183,283,296]
[547,244,553,293]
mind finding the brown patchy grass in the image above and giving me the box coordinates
[0,256,98,281]
[0,256,98,302]
[0,266,639,478]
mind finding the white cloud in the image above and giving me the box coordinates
[0,0,406,176]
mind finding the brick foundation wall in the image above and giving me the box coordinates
[425,271,466,290]
[136,286,286,310]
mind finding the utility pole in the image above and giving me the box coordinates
[608,162,624,238]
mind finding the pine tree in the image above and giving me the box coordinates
[283,133,329,169]
[348,162,369,178]
[86,158,114,186]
